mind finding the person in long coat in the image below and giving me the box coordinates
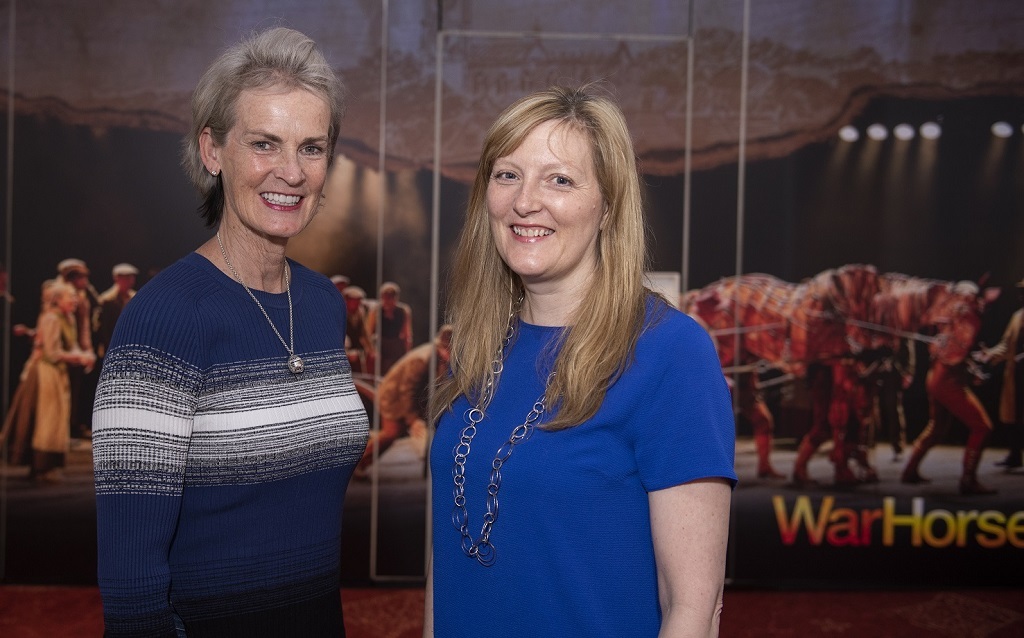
[2,282,89,481]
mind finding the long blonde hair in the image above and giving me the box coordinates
[434,85,652,431]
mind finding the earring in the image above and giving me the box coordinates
[210,168,219,176]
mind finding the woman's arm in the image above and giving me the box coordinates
[93,344,198,637]
[92,291,202,637]
[650,478,732,638]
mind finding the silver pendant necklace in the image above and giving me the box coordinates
[216,231,304,374]
[451,298,551,566]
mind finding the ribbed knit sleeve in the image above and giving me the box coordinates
[93,262,207,638]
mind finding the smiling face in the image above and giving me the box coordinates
[487,119,606,297]
[201,85,331,241]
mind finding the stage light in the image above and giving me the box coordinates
[893,123,915,141]
[919,122,941,140]
[866,123,888,141]
[838,125,859,142]
[991,121,1013,138]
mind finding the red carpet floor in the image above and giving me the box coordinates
[1,585,1023,637]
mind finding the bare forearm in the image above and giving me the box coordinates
[659,586,723,638]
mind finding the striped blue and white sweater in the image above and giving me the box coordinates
[93,252,369,638]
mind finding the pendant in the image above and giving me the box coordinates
[288,354,305,375]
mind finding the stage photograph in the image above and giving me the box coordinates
[1,1,1023,636]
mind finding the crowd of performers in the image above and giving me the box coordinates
[1,258,138,481]
[1,261,441,483]
[684,264,1022,496]
[332,275,415,379]
[325,276,448,478]
[7,258,1018,492]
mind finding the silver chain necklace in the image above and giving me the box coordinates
[451,298,551,566]
[216,231,304,374]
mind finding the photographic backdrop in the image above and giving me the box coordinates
[1,0,1022,588]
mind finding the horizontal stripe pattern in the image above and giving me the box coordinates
[93,253,368,637]
[95,347,367,493]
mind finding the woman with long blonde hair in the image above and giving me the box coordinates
[426,85,737,637]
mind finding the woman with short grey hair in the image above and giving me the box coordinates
[93,27,367,637]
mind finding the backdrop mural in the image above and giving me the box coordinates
[0,0,1022,588]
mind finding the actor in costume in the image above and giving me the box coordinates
[737,371,785,479]
[900,282,998,494]
[366,280,412,375]
[2,283,90,480]
[426,86,736,637]
[92,262,139,360]
[92,27,368,637]
[29,283,88,479]
[56,258,99,439]
[341,285,373,374]
[355,324,452,476]
[871,338,915,461]
[828,356,879,484]
[55,258,99,356]
[978,277,1024,469]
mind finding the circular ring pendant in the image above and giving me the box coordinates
[288,354,305,375]
[473,540,496,567]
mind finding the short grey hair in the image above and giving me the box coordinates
[182,26,347,226]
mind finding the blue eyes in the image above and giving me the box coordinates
[250,141,325,156]
[492,171,573,187]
